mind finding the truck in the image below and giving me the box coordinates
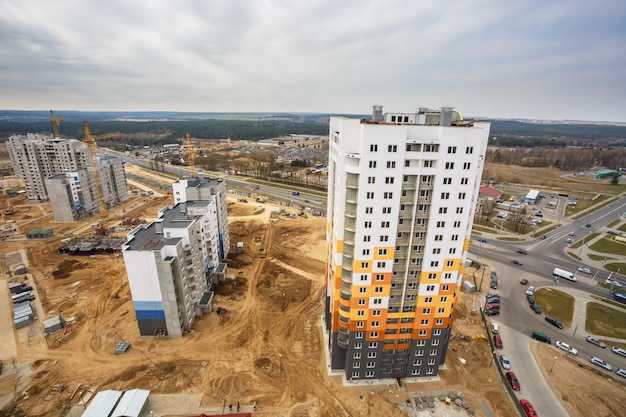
[553,267,576,281]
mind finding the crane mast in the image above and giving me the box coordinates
[50,110,65,138]
[186,132,195,177]
[82,121,120,225]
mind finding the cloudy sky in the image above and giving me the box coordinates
[1,0,625,121]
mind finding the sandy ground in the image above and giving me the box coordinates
[0,163,625,417]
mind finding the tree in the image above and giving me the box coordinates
[611,173,620,185]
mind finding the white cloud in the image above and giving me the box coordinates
[0,0,625,121]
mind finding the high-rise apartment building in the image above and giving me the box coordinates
[7,134,128,221]
[122,176,229,337]
[324,106,490,380]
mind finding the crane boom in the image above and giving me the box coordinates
[82,121,120,224]
[186,132,195,177]
[50,110,65,138]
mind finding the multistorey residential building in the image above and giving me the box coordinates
[324,106,490,380]
[7,134,128,221]
[122,176,229,337]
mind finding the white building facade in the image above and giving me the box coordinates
[324,106,490,380]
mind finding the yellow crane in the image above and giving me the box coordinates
[185,132,195,177]
[50,110,64,138]
[82,121,120,226]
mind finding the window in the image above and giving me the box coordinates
[420,319,429,326]
[447,146,457,154]
[364,221,372,228]
[388,145,397,152]
[439,207,448,214]
[369,341,378,347]
[366,371,375,377]
[359,288,366,294]
[425,297,433,303]
[442,284,450,291]
[386,161,396,168]
[372,309,381,315]
[424,144,439,152]
[371,321,379,328]
[357,321,364,328]
[375,274,385,281]
[434,235,443,241]
[383,192,393,199]
[367,351,377,358]
[378,249,387,256]
[426,368,434,375]
[428,273,437,280]
[446,260,454,267]
[385,177,394,184]
[413,360,422,366]
[460,177,468,185]
[437,307,445,314]
[451,234,459,241]
[417,340,426,346]
[432,339,439,346]
[449,248,456,254]
[436,221,445,228]
[352,371,360,378]
[369,161,377,168]
[466,146,474,154]
[430,349,438,356]
[445,162,454,169]
[456,207,463,214]
[382,206,391,213]
[458,192,466,199]
[453,221,461,227]
[367,176,376,184]
[353,352,361,359]
[365,207,373,214]
[364,235,371,242]
[361,262,369,268]
[353,362,361,369]
[366,192,374,199]
[374,286,384,293]
[441,192,450,199]
[433,329,442,335]
[355,342,363,349]
[380,235,388,242]
[357,309,365,315]
[441,296,447,302]
[376,261,386,268]
[463,162,471,169]
[436,318,444,325]
[362,249,370,256]
[415,350,424,356]
[423,308,431,314]
[423,160,434,168]
[358,299,366,305]
[418,330,427,336]
[370,144,378,152]
[381,221,390,228]
[356,332,364,338]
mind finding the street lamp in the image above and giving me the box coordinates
[567,315,583,357]
[550,356,557,373]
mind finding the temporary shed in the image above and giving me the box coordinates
[14,316,31,329]
[44,315,66,334]
[525,190,540,204]
[236,242,244,253]
[110,389,150,417]
[81,390,123,417]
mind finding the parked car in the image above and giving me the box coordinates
[515,249,527,255]
[578,267,591,274]
[485,303,501,311]
[485,309,500,316]
[491,323,499,334]
[505,371,520,390]
[530,303,542,314]
[486,294,501,303]
[585,223,592,228]
[539,234,547,239]
[527,295,535,305]
[566,238,573,244]
[520,399,538,417]
[525,286,535,296]
[500,354,511,370]
[545,315,563,329]
[556,341,578,355]
[477,237,488,243]
[607,230,619,235]
[589,356,612,371]
[494,334,503,349]
[511,259,523,265]
[520,278,528,285]
[611,346,626,358]
[586,336,607,348]
[616,368,626,378]
[569,231,575,236]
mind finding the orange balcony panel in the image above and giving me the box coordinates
[396,343,411,350]
[413,329,431,338]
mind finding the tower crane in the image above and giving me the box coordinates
[82,121,120,227]
[50,110,65,138]
[185,132,195,177]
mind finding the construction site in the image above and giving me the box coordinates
[1,137,625,416]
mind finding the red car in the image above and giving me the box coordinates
[485,303,501,310]
[494,334,503,349]
[520,399,538,416]
[506,371,520,390]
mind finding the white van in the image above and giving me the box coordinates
[491,323,499,334]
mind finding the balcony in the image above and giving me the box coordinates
[340,290,351,302]
[342,257,354,271]
[344,218,356,232]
